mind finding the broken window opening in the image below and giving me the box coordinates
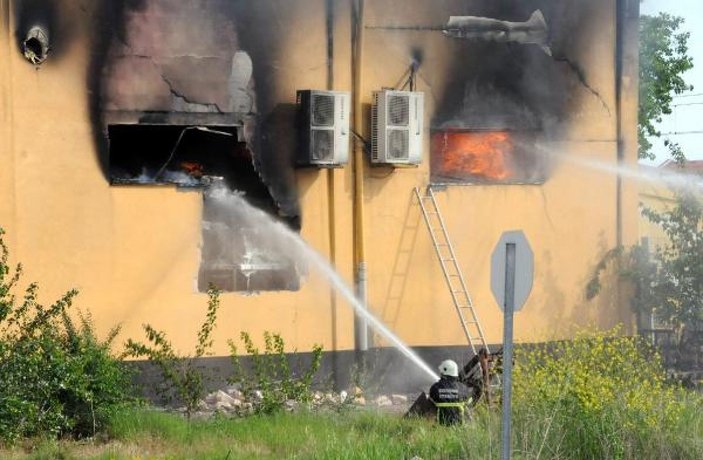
[430,130,546,185]
[107,123,302,293]
[108,124,241,187]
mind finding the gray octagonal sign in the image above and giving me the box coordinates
[491,230,534,312]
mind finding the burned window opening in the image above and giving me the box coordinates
[107,124,301,293]
[109,124,240,187]
[430,130,546,185]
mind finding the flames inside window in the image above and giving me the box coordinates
[430,130,545,184]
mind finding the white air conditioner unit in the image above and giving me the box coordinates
[371,90,424,165]
[297,90,350,167]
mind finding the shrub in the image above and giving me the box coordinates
[123,285,221,419]
[0,228,133,445]
[512,326,700,459]
[229,331,323,414]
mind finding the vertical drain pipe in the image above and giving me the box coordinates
[352,0,369,359]
[325,0,340,388]
[615,0,640,331]
[615,0,625,250]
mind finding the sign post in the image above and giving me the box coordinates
[490,231,534,460]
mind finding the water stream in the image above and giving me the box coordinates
[206,183,440,382]
[536,142,703,193]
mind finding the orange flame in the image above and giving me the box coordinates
[432,131,513,180]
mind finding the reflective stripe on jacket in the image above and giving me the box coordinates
[429,376,471,426]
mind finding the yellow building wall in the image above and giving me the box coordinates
[0,0,639,356]
[363,0,638,346]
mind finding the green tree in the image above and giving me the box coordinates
[639,13,694,160]
[587,190,702,364]
[634,192,703,341]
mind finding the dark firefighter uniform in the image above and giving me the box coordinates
[429,375,471,425]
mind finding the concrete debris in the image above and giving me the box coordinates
[170,387,415,418]
[215,401,232,411]
[216,390,237,405]
[391,394,408,405]
[284,400,299,412]
[375,395,393,407]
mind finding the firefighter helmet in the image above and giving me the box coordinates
[438,359,459,377]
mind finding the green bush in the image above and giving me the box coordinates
[0,228,133,445]
[123,285,221,419]
[229,331,323,414]
[512,326,702,459]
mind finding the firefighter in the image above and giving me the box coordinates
[429,359,471,425]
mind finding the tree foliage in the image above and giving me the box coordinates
[633,192,703,334]
[587,189,702,358]
[639,13,694,160]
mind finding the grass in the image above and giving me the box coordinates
[0,407,483,460]
[1,397,701,460]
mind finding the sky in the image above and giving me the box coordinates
[640,0,703,165]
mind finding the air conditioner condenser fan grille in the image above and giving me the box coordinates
[387,129,409,159]
[312,129,335,161]
[312,95,335,127]
[388,95,410,126]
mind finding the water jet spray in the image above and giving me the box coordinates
[205,182,440,383]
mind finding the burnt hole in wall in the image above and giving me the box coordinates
[24,37,43,56]
[107,124,301,293]
[20,24,51,65]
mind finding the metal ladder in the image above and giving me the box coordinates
[414,186,490,356]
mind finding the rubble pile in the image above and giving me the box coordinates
[174,386,412,418]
